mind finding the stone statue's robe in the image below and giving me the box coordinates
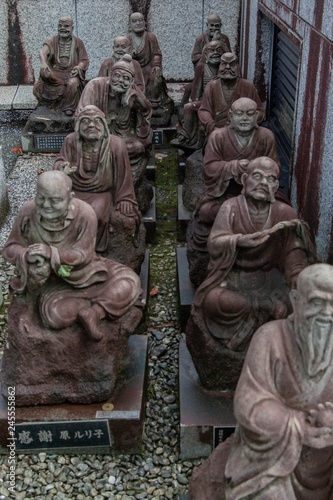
[191,31,231,67]
[224,318,333,499]
[54,133,139,252]
[188,318,333,499]
[33,35,89,113]
[198,78,265,135]
[200,125,280,213]
[191,125,281,254]
[126,31,171,107]
[126,31,162,91]
[194,195,312,350]
[76,78,152,155]
[98,56,145,92]
[2,198,141,329]
[180,61,219,146]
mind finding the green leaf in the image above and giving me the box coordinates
[58,264,74,277]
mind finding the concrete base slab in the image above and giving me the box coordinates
[0,335,148,455]
[13,85,37,110]
[176,247,195,332]
[178,185,191,242]
[136,250,150,334]
[179,340,236,460]
[0,86,18,110]
[143,186,156,243]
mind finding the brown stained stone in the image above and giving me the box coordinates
[186,310,246,392]
[182,149,203,213]
[0,335,148,454]
[104,210,146,274]
[0,296,143,406]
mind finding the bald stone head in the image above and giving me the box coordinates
[58,17,74,39]
[113,36,131,60]
[229,98,259,134]
[203,40,225,65]
[35,171,74,223]
[130,12,145,34]
[241,157,280,203]
[207,14,222,38]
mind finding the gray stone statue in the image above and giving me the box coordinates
[188,263,333,500]
[76,54,153,213]
[126,12,174,127]
[186,157,315,390]
[54,105,145,271]
[33,16,89,115]
[1,171,143,405]
[98,35,145,92]
[191,14,231,68]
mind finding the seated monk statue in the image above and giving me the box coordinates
[171,40,227,151]
[76,54,152,183]
[33,16,89,115]
[98,35,145,92]
[191,14,231,68]
[186,157,315,391]
[188,97,283,286]
[54,105,141,256]
[126,12,174,125]
[198,52,265,136]
[188,263,333,500]
[2,171,142,343]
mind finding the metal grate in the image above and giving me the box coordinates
[269,28,299,159]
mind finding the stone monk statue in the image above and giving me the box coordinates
[188,97,282,286]
[191,14,231,68]
[1,171,143,405]
[54,105,140,255]
[98,35,145,92]
[76,54,152,178]
[188,263,333,500]
[171,40,227,151]
[198,52,265,135]
[33,16,89,115]
[2,171,141,342]
[186,157,315,390]
[126,12,174,126]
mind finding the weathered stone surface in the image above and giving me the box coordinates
[186,311,246,391]
[104,210,146,274]
[23,106,75,134]
[182,149,203,213]
[1,296,143,406]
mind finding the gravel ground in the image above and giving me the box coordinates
[0,144,203,499]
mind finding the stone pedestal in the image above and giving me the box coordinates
[178,185,192,242]
[22,106,74,153]
[176,247,195,332]
[0,335,148,454]
[1,297,143,407]
[182,149,203,213]
[142,186,156,243]
[179,340,235,460]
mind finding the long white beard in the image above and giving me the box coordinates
[296,316,333,378]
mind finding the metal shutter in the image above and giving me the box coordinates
[269,28,299,159]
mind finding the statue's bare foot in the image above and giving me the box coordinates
[77,308,104,342]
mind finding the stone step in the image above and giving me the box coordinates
[0,85,37,110]
[0,82,187,111]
